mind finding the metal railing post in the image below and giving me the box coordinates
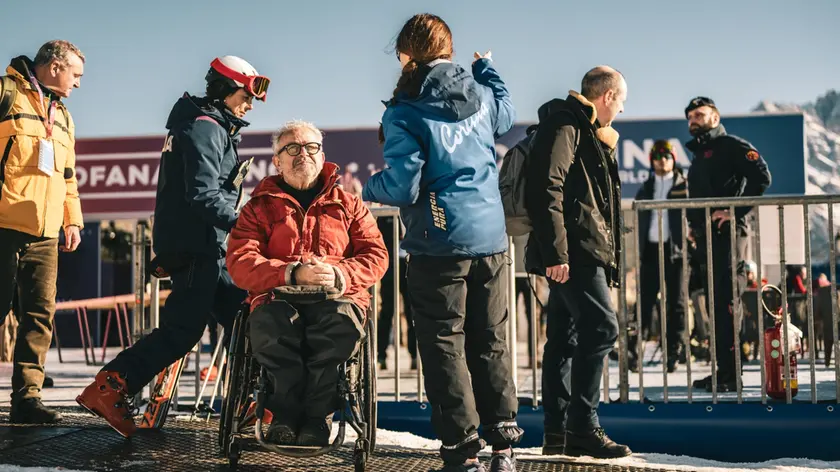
[730,205,743,403]
[704,207,718,404]
[618,224,629,403]
[633,210,644,401]
[804,203,817,404]
[392,214,401,402]
[657,210,669,402]
[681,209,692,403]
[829,204,840,403]
[778,205,792,404]
[508,238,518,394]
[755,211,766,404]
[529,274,539,406]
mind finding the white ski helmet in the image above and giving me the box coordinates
[206,55,270,101]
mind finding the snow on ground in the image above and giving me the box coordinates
[337,427,840,472]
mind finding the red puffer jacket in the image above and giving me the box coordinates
[226,163,389,312]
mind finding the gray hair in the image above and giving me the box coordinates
[581,65,623,101]
[34,40,85,67]
[271,120,324,154]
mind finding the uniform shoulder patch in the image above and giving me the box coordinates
[746,150,760,161]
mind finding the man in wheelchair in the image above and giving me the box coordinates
[226,120,388,447]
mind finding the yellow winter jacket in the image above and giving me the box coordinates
[0,57,83,238]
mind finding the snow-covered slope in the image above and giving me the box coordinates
[754,90,840,264]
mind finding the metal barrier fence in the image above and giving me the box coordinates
[630,194,840,405]
[368,197,839,407]
[135,198,838,409]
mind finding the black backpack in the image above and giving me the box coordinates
[498,125,539,236]
[0,76,18,121]
[499,116,580,237]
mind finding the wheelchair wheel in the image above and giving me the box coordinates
[361,318,377,454]
[219,307,248,457]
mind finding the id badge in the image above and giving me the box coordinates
[38,139,55,177]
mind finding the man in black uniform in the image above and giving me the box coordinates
[631,140,688,373]
[683,97,771,392]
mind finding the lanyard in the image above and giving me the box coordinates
[28,75,57,139]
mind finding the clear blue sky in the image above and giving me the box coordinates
[3,0,837,138]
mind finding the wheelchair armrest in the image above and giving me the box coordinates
[271,285,342,304]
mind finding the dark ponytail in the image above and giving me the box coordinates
[392,60,425,103]
[380,13,454,144]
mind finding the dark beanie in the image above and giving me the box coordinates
[649,139,675,161]
[685,96,717,118]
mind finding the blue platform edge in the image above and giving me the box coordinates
[375,400,840,462]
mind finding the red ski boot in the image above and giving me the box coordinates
[244,400,274,426]
[77,371,138,438]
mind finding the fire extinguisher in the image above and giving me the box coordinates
[761,284,801,400]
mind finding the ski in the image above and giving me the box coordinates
[138,352,190,429]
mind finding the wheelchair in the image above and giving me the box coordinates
[218,291,377,471]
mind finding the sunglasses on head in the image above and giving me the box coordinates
[278,142,322,157]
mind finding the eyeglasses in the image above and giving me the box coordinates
[278,142,322,157]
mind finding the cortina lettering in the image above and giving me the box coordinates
[440,102,490,154]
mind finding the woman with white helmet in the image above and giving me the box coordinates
[77,56,270,438]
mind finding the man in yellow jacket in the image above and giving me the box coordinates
[0,40,85,424]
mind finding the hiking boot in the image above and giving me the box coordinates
[9,398,62,424]
[542,431,565,455]
[431,461,486,472]
[489,450,516,472]
[297,415,332,447]
[666,356,678,373]
[76,371,137,437]
[266,416,298,446]
[565,428,632,459]
[692,373,738,392]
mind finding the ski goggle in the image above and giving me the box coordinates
[210,58,271,101]
[650,144,674,161]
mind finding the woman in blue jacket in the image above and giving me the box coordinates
[362,13,522,472]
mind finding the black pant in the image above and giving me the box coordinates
[377,257,416,360]
[542,265,618,434]
[103,256,245,394]
[698,232,747,380]
[407,253,519,460]
[249,299,363,421]
[0,228,58,402]
[637,242,686,357]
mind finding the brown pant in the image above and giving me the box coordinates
[0,228,58,403]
